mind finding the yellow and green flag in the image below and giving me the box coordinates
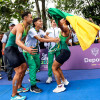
[48,8,100,51]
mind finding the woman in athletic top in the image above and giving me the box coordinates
[52,18,71,93]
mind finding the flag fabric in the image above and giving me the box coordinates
[48,8,100,51]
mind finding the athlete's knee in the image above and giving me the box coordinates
[21,63,27,71]
[16,70,23,76]
[52,65,57,71]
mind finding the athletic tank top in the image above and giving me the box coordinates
[59,33,70,51]
[5,23,27,48]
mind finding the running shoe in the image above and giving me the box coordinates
[36,79,40,82]
[28,78,40,82]
[30,85,42,93]
[61,79,69,85]
[17,86,29,93]
[0,76,2,80]
[53,84,66,93]
[46,77,52,83]
[11,93,26,100]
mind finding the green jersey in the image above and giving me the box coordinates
[5,23,27,48]
[59,33,70,51]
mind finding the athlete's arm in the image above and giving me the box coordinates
[34,35,60,43]
[16,25,37,55]
[44,34,58,39]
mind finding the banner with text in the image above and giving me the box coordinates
[40,43,100,70]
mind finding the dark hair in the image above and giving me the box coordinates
[66,20,70,26]
[33,18,41,27]
[22,12,31,19]
[50,19,55,23]
[48,14,52,19]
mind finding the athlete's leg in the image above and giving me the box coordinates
[23,52,37,86]
[57,67,65,81]
[52,60,62,85]
[55,51,65,81]
[48,52,54,77]
[12,65,25,97]
[34,53,40,72]
[25,53,42,93]
[18,63,27,89]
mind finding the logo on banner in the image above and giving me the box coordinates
[84,47,100,63]
[91,48,99,56]
[41,53,48,65]
[41,53,48,60]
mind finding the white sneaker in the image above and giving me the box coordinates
[46,77,52,83]
[53,84,66,93]
[28,78,30,82]
[61,79,69,85]
[0,76,2,80]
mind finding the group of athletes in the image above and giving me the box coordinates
[4,12,71,100]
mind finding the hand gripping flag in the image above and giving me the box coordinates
[48,8,100,51]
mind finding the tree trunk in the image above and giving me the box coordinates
[35,0,41,17]
[41,0,47,31]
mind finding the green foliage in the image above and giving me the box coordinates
[0,0,34,33]
[54,0,100,25]
[53,0,77,13]
[82,0,100,24]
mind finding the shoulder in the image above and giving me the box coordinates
[46,27,53,32]
[2,34,7,39]
[28,28,37,37]
[39,29,44,33]
[16,23,23,28]
[39,29,44,32]
[29,28,36,33]
[16,24,24,32]
[56,27,61,32]
[57,28,61,31]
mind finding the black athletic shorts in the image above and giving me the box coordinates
[56,49,71,64]
[4,46,26,68]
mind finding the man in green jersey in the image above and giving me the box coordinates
[4,12,37,100]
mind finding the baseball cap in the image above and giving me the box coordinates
[9,23,15,27]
